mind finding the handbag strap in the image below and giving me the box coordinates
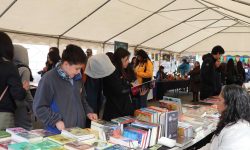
[0,86,8,101]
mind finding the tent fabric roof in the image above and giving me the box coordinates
[0,0,249,54]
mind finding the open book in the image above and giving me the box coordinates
[131,80,156,96]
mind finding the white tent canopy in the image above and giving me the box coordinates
[0,0,249,55]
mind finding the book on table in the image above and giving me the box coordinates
[64,141,94,150]
[109,136,139,149]
[0,131,11,142]
[91,120,121,141]
[47,134,76,145]
[61,127,95,141]
[11,132,43,143]
[6,127,27,135]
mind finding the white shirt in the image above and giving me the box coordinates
[200,120,250,150]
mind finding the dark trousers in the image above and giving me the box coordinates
[192,92,199,102]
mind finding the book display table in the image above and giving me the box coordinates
[156,80,190,99]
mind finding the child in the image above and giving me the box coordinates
[33,44,97,133]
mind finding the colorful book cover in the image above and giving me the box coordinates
[0,131,11,139]
[30,129,56,137]
[84,139,113,150]
[109,136,138,149]
[165,111,178,139]
[64,141,94,150]
[8,142,40,150]
[0,139,15,150]
[123,127,144,145]
[104,144,129,150]
[62,127,96,141]
[34,140,62,149]
[47,135,75,145]
[63,127,92,137]
[131,80,155,96]
[134,110,152,123]
[12,132,43,143]
[6,127,27,135]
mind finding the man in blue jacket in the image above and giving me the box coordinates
[33,44,97,133]
[200,45,225,100]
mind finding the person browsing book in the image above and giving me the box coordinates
[33,45,97,133]
[102,48,134,121]
[134,49,153,108]
[199,85,250,150]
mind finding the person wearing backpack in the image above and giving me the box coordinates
[0,32,28,130]
[13,44,33,130]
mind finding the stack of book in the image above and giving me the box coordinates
[0,139,15,150]
[11,131,43,143]
[8,140,63,150]
[47,134,76,145]
[111,116,135,132]
[5,127,44,143]
[61,127,96,141]
[64,141,94,150]
[0,131,11,142]
[6,127,27,136]
[30,129,56,138]
[109,136,139,149]
[91,120,121,141]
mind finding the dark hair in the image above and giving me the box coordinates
[135,49,150,66]
[113,47,130,71]
[182,59,187,63]
[62,44,86,65]
[211,45,225,55]
[106,52,114,64]
[131,57,136,63]
[215,85,250,135]
[159,65,164,70]
[226,58,235,73]
[0,32,14,61]
[49,47,60,55]
[48,50,61,65]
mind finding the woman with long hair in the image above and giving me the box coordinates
[236,61,245,85]
[0,32,28,129]
[200,85,250,149]
[134,49,153,108]
[102,48,134,121]
[226,58,237,85]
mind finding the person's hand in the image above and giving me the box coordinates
[140,88,148,96]
[56,121,65,131]
[43,66,48,72]
[87,113,98,121]
[22,80,30,90]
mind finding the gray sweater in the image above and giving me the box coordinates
[33,69,93,133]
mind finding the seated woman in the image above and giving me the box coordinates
[200,84,250,150]
[156,66,167,81]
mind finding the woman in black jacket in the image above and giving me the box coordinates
[226,58,237,85]
[188,61,200,102]
[102,48,134,121]
[236,61,245,86]
[0,32,28,129]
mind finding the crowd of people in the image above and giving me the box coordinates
[0,32,154,130]
[1,31,250,149]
